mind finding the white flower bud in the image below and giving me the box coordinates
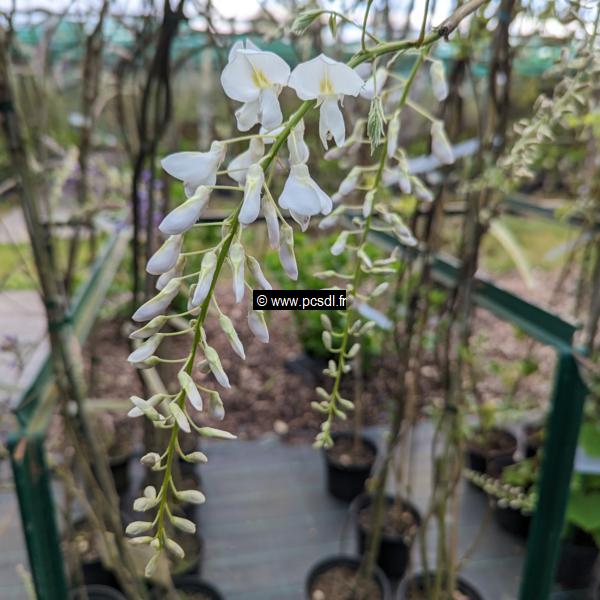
[203,344,231,388]
[144,552,159,578]
[132,278,181,322]
[128,396,163,421]
[363,190,375,218]
[372,282,389,297]
[159,187,211,235]
[247,256,272,290]
[239,164,264,225]
[218,314,245,359]
[430,60,448,101]
[169,401,190,433]
[207,389,225,420]
[165,538,185,559]
[125,521,154,536]
[192,250,217,307]
[288,118,310,165]
[130,315,169,339]
[262,196,280,249]
[183,451,208,464]
[128,536,153,546]
[346,343,360,358]
[197,426,237,440]
[140,452,161,467]
[133,494,159,512]
[170,515,196,534]
[127,334,162,364]
[156,255,186,291]
[337,167,360,197]
[279,224,298,280]
[128,393,164,417]
[331,231,349,256]
[175,489,206,505]
[387,114,400,158]
[178,370,203,411]
[146,235,183,275]
[229,242,245,303]
[431,121,454,165]
[248,309,269,343]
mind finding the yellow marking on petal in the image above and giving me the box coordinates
[251,66,271,89]
[319,71,334,95]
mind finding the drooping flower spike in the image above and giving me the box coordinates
[161,142,226,197]
[221,39,291,132]
[288,54,364,148]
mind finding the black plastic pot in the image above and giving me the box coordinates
[324,432,377,502]
[354,494,421,580]
[556,528,599,590]
[492,501,531,539]
[466,429,517,476]
[81,560,121,589]
[71,585,127,600]
[396,572,483,599]
[524,423,544,458]
[306,555,391,600]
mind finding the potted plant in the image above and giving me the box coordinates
[396,573,483,600]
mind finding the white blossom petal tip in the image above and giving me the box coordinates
[278,164,332,218]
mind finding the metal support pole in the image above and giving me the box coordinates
[518,352,587,599]
[8,432,69,600]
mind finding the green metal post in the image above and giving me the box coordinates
[518,352,587,599]
[8,432,69,600]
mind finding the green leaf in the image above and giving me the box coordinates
[488,220,534,289]
[367,97,385,154]
[567,491,600,533]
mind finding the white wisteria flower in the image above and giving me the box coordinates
[221,39,291,132]
[132,278,181,322]
[239,164,264,225]
[431,121,454,165]
[227,138,265,185]
[159,187,211,235]
[287,119,309,166]
[229,242,245,303]
[146,235,182,275]
[156,255,185,291]
[161,141,226,197]
[430,60,449,101]
[178,371,203,411]
[191,250,217,307]
[288,54,364,148]
[128,334,163,365]
[278,164,332,222]
[248,308,269,343]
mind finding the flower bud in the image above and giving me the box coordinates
[183,451,208,464]
[288,118,310,165]
[178,370,203,411]
[387,114,400,158]
[431,121,454,165]
[140,452,161,467]
[170,515,196,534]
[248,309,269,343]
[279,223,298,280]
[331,231,349,256]
[197,426,237,440]
[132,278,181,322]
[125,521,153,536]
[337,167,360,197]
[363,190,375,218]
[247,256,272,291]
[203,344,231,388]
[128,334,163,364]
[165,538,185,559]
[192,250,217,307]
[169,401,190,433]
[156,255,186,291]
[128,396,163,421]
[146,235,183,275]
[130,315,169,339]
[218,314,245,359]
[239,164,264,225]
[229,242,245,303]
[430,60,448,101]
[262,196,280,248]
[175,489,206,505]
[207,389,225,420]
[159,187,210,235]
[144,552,159,578]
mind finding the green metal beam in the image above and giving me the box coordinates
[519,352,587,600]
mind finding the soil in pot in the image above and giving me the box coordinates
[399,573,483,600]
[307,556,389,600]
[556,527,599,590]
[466,429,517,475]
[152,575,223,600]
[356,495,420,579]
[325,432,377,502]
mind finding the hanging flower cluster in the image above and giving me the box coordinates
[125,25,459,572]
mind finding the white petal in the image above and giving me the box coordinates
[146,235,182,275]
[132,279,180,322]
[235,99,260,132]
[128,335,162,364]
[259,87,283,131]
[228,39,244,62]
[229,242,245,303]
[178,371,203,411]
[289,210,310,231]
[221,53,260,103]
[431,60,449,101]
[279,224,298,280]
[359,67,388,100]
[278,164,322,217]
[159,187,210,235]
[239,164,264,225]
[431,121,454,165]
[192,251,217,307]
[288,55,327,100]
[247,256,272,290]
[156,255,185,291]
[319,98,346,149]
[324,56,364,96]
